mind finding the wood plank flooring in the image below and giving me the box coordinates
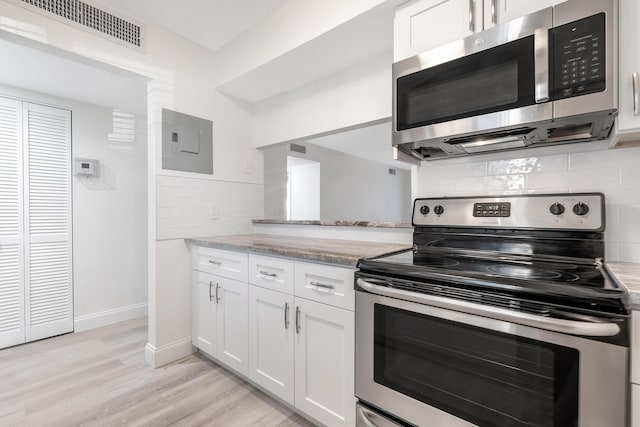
[0,318,316,427]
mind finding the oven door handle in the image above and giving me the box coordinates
[357,278,620,337]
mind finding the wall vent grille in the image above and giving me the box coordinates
[11,0,145,50]
[290,143,306,154]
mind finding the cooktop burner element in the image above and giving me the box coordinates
[357,193,629,316]
[485,264,564,280]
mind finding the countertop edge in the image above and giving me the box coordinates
[606,261,640,311]
[251,219,412,229]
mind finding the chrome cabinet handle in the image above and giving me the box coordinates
[215,283,221,304]
[209,281,213,301]
[633,72,639,116]
[259,270,277,278]
[357,278,620,337]
[284,302,290,330]
[491,0,497,24]
[468,0,475,32]
[208,260,221,265]
[295,306,301,334]
[310,281,334,292]
[534,28,550,103]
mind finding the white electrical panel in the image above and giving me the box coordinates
[74,158,100,177]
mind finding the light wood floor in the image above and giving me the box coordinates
[0,318,316,427]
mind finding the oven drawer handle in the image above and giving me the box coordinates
[357,405,402,427]
[356,279,621,337]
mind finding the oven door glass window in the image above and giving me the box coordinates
[396,36,536,131]
[374,305,579,427]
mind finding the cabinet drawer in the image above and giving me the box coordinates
[249,254,294,294]
[192,246,248,282]
[294,262,355,311]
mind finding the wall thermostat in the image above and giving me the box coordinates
[74,158,100,177]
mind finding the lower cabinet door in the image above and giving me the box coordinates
[216,276,249,375]
[294,298,355,427]
[192,271,217,356]
[248,285,295,404]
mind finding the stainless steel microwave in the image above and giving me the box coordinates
[392,0,617,160]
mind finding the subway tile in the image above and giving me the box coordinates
[619,204,640,224]
[455,175,526,193]
[604,241,620,261]
[621,168,640,185]
[570,146,640,170]
[597,187,640,204]
[420,161,487,178]
[528,168,620,189]
[487,155,567,176]
[618,243,640,263]
[605,224,640,242]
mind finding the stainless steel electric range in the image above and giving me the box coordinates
[355,193,629,427]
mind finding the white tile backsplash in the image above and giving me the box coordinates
[414,145,640,262]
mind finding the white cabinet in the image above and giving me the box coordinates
[633,384,640,427]
[248,286,295,404]
[192,271,249,376]
[616,0,640,143]
[394,0,566,61]
[216,276,249,375]
[193,248,355,427]
[294,297,355,427]
[394,0,480,61]
[192,271,217,356]
[483,0,567,29]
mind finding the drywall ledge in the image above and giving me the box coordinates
[216,2,394,103]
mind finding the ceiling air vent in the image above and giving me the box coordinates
[9,0,145,50]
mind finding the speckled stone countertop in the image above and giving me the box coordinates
[252,219,412,228]
[186,234,410,267]
[606,261,640,310]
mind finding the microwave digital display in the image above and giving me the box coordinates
[552,13,606,100]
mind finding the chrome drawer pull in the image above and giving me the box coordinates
[633,72,639,116]
[259,270,278,278]
[284,302,290,330]
[209,281,213,301]
[310,281,334,292]
[208,260,222,265]
[215,283,221,304]
[295,306,301,334]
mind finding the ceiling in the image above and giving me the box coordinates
[100,0,289,51]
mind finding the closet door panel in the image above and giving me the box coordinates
[24,103,73,341]
[0,97,25,349]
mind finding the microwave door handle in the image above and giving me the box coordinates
[356,278,620,337]
[534,28,550,103]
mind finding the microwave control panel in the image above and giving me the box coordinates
[552,13,606,100]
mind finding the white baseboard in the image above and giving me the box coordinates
[74,302,148,332]
[145,337,193,368]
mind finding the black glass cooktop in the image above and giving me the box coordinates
[357,248,627,315]
[362,250,617,289]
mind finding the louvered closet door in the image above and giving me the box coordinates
[0,97,25,349]
[24,103,73,342]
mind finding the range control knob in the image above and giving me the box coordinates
[573,202,590,216]
[419,205,430,215]
[549,202,565,216]
[434,205,445,215]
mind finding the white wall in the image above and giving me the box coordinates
[413,142,640,262]
[253,53,391,147]
[0,0,264,367]
[0,83,148,331]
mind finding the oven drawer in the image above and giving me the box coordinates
[192,247,248,282]
[294,261,355,311]
[356,404,403,427]
[249,254,294,294]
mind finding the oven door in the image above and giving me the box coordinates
[355,285,628,427]
[392,7,553,148]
